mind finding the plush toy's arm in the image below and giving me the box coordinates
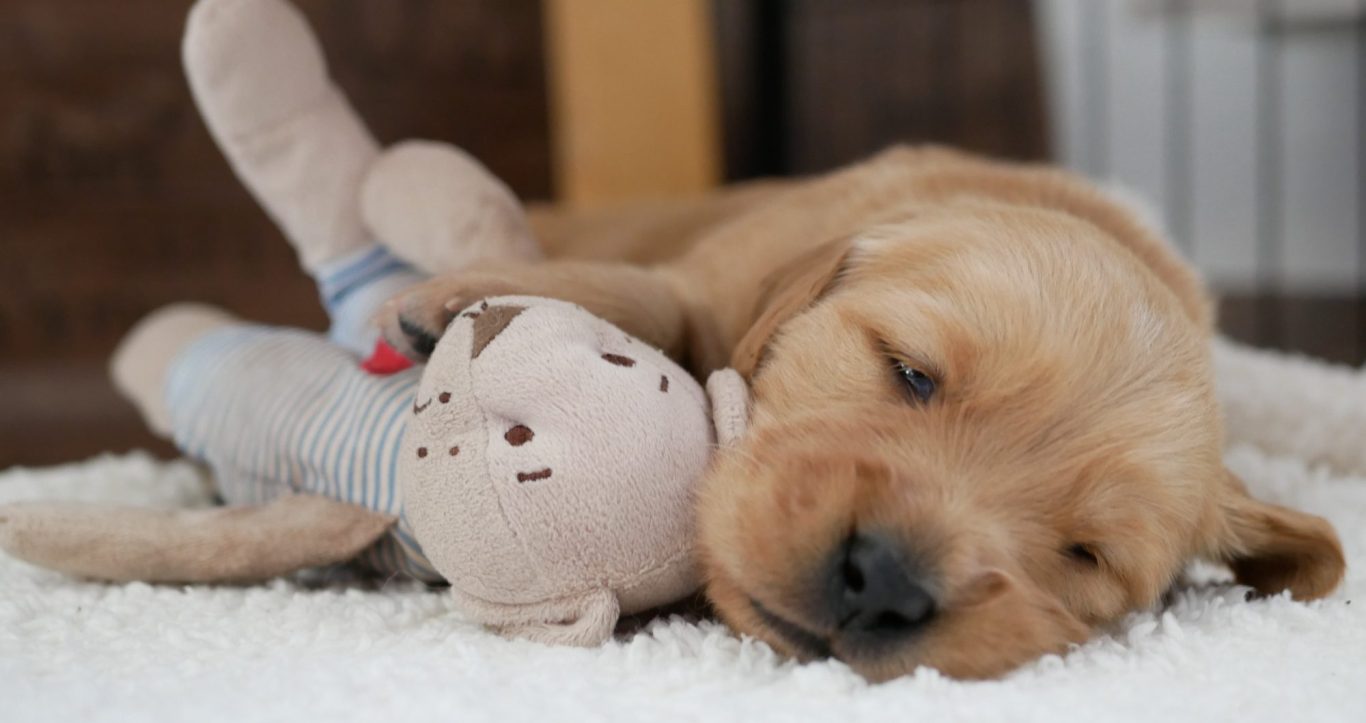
[0,495,394,583]
[360,141,541,274]
[111,303,242,438]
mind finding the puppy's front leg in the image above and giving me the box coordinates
[378,261,689,361]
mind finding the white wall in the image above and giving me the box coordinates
[1035,0,1363,293]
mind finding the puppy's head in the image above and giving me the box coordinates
[699,201,1344,680]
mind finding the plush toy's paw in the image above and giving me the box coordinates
[362,141,540,274]
[111,303,241,437]
[184,0,330,136]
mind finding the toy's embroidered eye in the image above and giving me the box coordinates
[505,425,534,446]
[893,360,936,404]
[416,447,428,458]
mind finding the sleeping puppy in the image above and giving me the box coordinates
[380,146,1344,680]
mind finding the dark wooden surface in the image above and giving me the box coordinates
[3,1,1361,470]
[1219,295,1366,366]
[713,0,1049,179]
[0,0,551,467]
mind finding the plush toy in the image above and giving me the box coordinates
[0,0,749,647]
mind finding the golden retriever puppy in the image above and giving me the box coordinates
[382,146,1344,680]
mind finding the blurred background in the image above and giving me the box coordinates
[1,0,1362,467]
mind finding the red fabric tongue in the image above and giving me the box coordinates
[360,338,414,375]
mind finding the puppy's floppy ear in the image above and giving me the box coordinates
[731,237,855,378]
[1212,469,1345,600]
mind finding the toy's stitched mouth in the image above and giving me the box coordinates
[516,468,553,483]
[412,397,432,414]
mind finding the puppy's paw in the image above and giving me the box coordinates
[376,275,515,361]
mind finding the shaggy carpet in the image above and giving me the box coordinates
[2,340,1365,722]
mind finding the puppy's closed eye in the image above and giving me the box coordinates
[1066,543,1101,567]
[892,360,936,404]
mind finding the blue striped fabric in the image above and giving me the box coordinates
[164,326,443,581]
[315,244,427,356]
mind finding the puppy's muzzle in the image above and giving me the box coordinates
[825,532,937,651]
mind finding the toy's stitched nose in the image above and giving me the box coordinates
[470,305,526,359]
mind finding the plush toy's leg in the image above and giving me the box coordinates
[0,495,394,584]
[450,587,621,647]
[111,303,241,438]
[183,0,375,273]
[153,318,437,576]
[106,304,439,581]
[184,0,430,354]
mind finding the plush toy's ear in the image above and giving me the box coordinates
[1211,470,1345,600]
[0,495,394,583]
[706,368,751,447]
[731,237,855,378]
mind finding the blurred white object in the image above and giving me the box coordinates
[1130,0,1364,24]
[1036,0,1363,293]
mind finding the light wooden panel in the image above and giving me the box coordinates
[542,0,722,205]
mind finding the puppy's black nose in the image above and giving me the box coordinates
[829,533,936,645]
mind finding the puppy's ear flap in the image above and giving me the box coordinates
[731,237,855,378]
[1213,470,1345,600]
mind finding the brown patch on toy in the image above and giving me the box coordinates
[462,311,480,319]
[602,353,636,367]
[449,446,460,456]
[660,375,669,392]
[471,305,527,359]
[416,447,428,458]
[505,425,534,446]
[413,398,432,414]
[439,392,451,404]
[517,468,553,483]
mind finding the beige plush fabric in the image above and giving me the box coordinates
[400,296,733,646]
[361,141,541,273]
[183,0,379,271]
[185,0,540,276]
[0,495,395,583]
[110,304,240,438]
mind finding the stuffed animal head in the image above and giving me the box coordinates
[399,296,749,646]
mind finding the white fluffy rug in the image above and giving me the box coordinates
[3,341,1366,723]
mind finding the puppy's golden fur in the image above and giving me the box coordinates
[383,147,1344,680]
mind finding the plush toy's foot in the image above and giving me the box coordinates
[184,0,377,271]
[111,304,240,437]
